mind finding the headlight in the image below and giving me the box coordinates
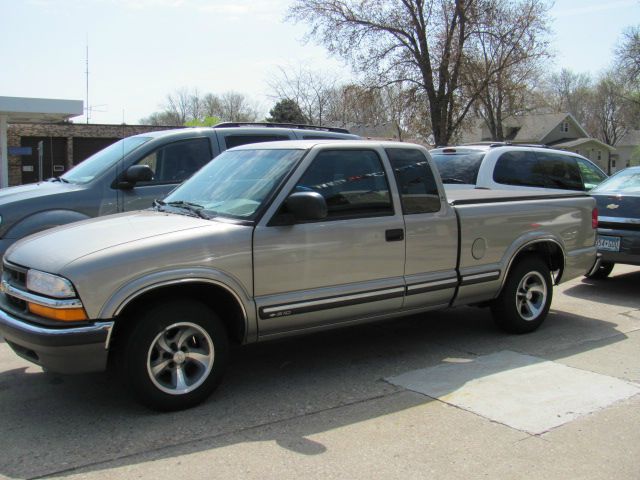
[26,270,77,298]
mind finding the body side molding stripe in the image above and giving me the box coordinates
[405,278,459,295]
[259,286,405,320]
[460,270,501,286]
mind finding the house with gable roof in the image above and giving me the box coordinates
[460,113,617,173]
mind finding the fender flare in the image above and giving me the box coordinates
[98,268,256,343]
[500,236,566,290]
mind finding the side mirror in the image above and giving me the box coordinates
[118,165,153,189]
[270,192,328,226]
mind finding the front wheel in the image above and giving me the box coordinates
[491,256,553,334]
[119,300,229,411]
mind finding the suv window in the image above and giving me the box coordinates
[577,158,607,190]
[493,151,583,190]
[294,150,393,219]
[136,138,212,184]
[431,152,485,184]
[387,148,440,214]
[224,134,290,149]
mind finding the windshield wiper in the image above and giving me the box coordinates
[48,176,70,183]
[155,200,210,219]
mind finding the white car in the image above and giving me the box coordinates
[430,144,607,193]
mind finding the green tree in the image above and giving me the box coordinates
[184,116,222,127]
[267,99,308,123]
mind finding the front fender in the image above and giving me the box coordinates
[97,267,257,343]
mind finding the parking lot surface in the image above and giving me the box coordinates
[1,265,639,480]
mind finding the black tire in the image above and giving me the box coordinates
[491,256,553,334]
[119,300,229,411]
[585,261,614,280]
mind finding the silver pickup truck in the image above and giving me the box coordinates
[0,140,597,410]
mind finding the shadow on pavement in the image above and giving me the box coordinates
[563,267,640,310]
[0,305,629,479]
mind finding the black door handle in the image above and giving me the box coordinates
[385,229,404,242]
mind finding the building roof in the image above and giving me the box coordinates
[550,137,616,152]
[508,113,589,142]
[0,96,83,123]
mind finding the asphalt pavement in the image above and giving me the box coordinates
[0,265,638,480]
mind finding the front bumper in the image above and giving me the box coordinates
[0,308,113,374]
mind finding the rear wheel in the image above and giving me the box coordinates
[585,261,614,279]
[120,300,229,411]
[491,256,553,334]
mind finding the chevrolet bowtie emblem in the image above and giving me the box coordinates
[606,204,620,209]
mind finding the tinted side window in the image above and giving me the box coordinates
[493,151,543,187]
[494,151,583,190]
[294,150,393,219]
[534,152,583,190]
[577,158,607,190]
[136,137,211,184]
[431,152,484,184]
[224,134,290,149]
[387,148,440,214]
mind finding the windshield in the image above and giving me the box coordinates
[431,152,485,184]
[592,168,640,195]
[163,148,305,220]
[62,136,152,184]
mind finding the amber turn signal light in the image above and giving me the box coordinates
[27,303,88,322]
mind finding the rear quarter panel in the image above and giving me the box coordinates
[451,193,596,305]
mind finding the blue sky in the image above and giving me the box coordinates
[1,0,639,124]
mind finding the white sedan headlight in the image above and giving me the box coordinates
[26,270,77,298]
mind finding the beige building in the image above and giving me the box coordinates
[460,113,617,174]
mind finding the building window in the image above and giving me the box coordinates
[597,150,602,161]
[560,121,569,133]
[612,159,616,168]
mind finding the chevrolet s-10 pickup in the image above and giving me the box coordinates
[0,140,598,410]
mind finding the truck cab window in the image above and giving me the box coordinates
[387,148,441,214]
[294,150,393,219]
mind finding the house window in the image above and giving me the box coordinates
[597,150,602,161]
[560,121,569,133]
[612,159,616,168]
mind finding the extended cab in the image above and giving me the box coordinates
[0,140,598,410]
[0,123,358,258]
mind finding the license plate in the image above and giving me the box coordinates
[597,235,620,252]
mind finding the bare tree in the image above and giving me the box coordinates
[217,92,260,122]
[289,0,553,145]
[615,25,640,87]
[464,0,551,140]
[543,69,593,125]
[269,65,338,125]
[140,89,260,125]
[588,74,631,149]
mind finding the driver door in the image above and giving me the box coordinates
[253,148,406,337]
